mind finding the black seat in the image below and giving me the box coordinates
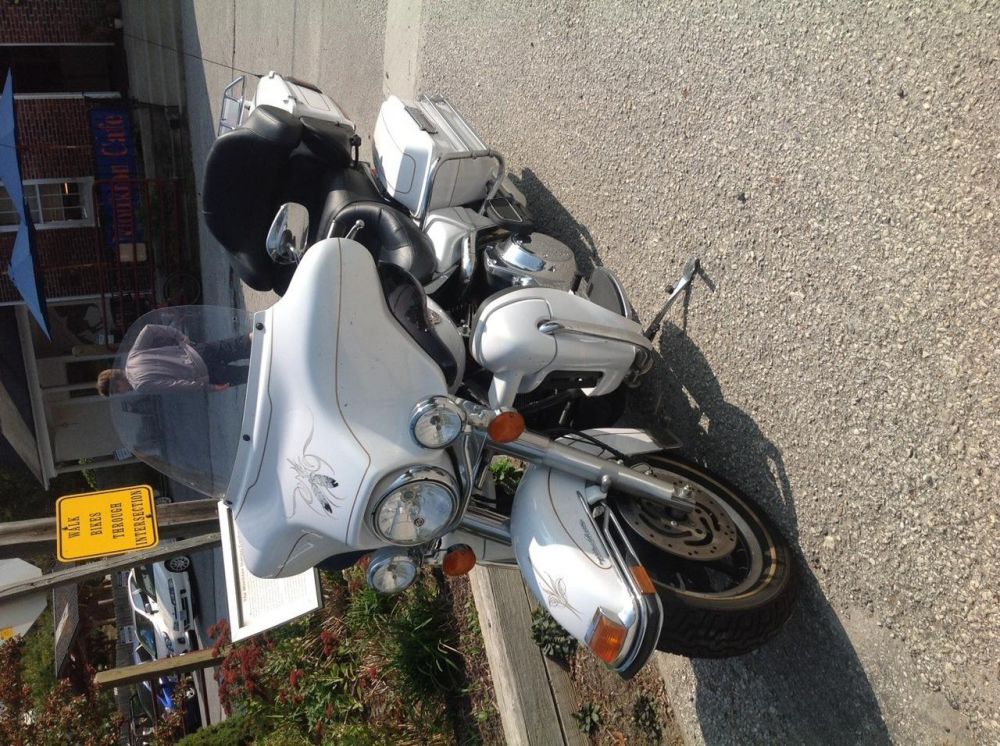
[300,116,355,168]
[315,168,384,238]
[330,201,436,284]
[203,106,359,296]
[378,264,458,388]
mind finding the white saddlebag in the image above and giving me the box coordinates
[373,95,498,218]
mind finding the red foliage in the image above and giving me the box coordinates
[0,640,121,746]
[208,618,270,714]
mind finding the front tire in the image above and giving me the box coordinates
[612,454,798,658]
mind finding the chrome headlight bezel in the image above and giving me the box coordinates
[366,548,419,594]
[410,396,466,449]
[370,465,460,545]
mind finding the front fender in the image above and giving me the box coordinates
[510,433,663,677]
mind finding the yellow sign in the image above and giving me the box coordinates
[0,627,14,641]
[56,485,159,562]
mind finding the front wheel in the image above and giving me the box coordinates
[611,454,798,658]
[165,555,191,573]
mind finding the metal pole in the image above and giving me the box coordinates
[0,533,221,604]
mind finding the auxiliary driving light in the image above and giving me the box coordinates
[410,397,465,448]
[367,548,418,594]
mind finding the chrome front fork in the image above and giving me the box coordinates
[488,431,696,513]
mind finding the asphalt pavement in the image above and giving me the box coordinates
[179,2,999,743]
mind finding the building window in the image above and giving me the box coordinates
[0,179,95,231]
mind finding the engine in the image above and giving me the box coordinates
[483,233,578,293]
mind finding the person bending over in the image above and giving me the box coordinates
[96,324,251,397]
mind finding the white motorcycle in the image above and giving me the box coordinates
[204,72,680,426]
[121,73,800,674]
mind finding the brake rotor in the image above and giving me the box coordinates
[616,477,739,561]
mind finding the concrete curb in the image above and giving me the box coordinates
[468,565,587,746]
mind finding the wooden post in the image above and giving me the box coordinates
[94,646,227,688]
[0,533,221,604]
[0,499,220,559]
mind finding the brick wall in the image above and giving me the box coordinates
[1,95,103,302]
[0,228,102,300]
[15,98,94,179]
[0,0,118,44]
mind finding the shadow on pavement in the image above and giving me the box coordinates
[629,322,891,744]
[509,163,893,740]
[508,168,601,277]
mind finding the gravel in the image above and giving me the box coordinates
[415,2,998,742]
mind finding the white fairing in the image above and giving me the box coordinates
[254,71,354,128]
[471,288,642,408]
[373,96,495,216]
[510,459,638,662]
[227,239,451,578]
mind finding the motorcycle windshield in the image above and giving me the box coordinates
[108,306,254,498]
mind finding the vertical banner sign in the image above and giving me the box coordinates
[56,485,159,562]
[89,107,143,250]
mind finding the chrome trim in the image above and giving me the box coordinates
[594,499,664,674]
[489,431,696,512]
[218,75,247,136]
[369,465,460,545]
[537,318,654,353]
[266,203,310,265]
[643,256,700,339]
[458,506,512,544]
[416,150,507,222]
[460,230,477,288]
[344,219,365,241]
[410,396,466,449]
[366,548,419,594]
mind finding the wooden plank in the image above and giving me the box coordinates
[469,565,565,746]
[523,586,589,746]
[0,533,221,603]
[94,646,226,688]
[0,499,220,559]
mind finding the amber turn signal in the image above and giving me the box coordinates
[487,410,526,443]
[630,564,657,595]
[442,544,477,577]
[587,611,628,664]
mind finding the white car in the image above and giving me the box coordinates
[125,558,197,657]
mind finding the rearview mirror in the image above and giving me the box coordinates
[266,202,310,265]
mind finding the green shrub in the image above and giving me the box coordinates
[632,693,663,741]
[572,702,602,735]
[530,607,577,664]
[174,713,254,745]
[20,606,55,706]
[489,458,523,493]
[389,582,460,701]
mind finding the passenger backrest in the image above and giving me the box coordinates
[202,106,303,293]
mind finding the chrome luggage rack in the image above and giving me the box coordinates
[217,76,249,136]
[415,95,506,223]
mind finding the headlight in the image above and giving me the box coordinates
[372,466,458,545]
[410,397,464,448]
